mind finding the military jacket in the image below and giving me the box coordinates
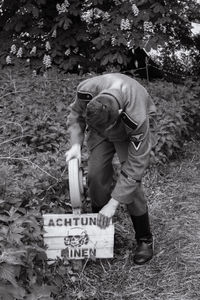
[67,73,157,204]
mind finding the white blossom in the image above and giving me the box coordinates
[120,18,131,31]
[64,0,70,7]
[43,54,52,68]
[45,41,51,51]
[144,21,153,32]
[30,46,37,55]
[65,48,71,56]
[10,44,17,55]
[32,70,37,77]
[73,47,79,54]
[16,47,23,58]
[111,36,117,46]
[103,12,111,20]
[52,29,57,38]
[56,0,70,14]
[56,4,61,12]
[81,10,93,24]
[6,55,12,64]
[93,8,103,19]
[132,4,139,16]
[127,39,134,49]
[160,24,166,34]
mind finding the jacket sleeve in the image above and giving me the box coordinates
[111,116,151,205]
[67,96,88,146]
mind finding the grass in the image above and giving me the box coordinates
[73,140,200,300]
[0,67,200,299]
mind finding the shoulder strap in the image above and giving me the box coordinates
[121,112,138,130]
[77,91,93,101]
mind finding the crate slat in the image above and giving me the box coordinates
[43,213,114,260]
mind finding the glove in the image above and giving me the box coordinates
[65,143,81,163]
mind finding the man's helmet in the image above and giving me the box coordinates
[86,91,120,132]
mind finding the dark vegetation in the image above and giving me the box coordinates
[0,0,200,78]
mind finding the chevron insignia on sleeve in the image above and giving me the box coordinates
[131,133,143,151]
[77,91,93,101]
[131,140,142,151]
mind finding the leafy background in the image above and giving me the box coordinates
[0,0,200,77]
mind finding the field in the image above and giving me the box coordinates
[0,67,200,300]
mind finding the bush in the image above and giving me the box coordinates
[147,79,200,164]
[0,69,87,299]
[1,0,200,76]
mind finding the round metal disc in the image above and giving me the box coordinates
[68,158,83,209]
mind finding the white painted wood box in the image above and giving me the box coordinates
[43,213,114,260]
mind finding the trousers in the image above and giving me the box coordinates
[87,139,148,216]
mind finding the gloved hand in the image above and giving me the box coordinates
[65,143,81,163]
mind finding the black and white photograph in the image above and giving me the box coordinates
[0,0,200,299]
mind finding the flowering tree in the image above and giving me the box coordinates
[0,0,199,74]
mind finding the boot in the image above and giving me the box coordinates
[131,212,154,265]
[134,236,154,265]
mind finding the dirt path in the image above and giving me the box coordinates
[77,140,200,300]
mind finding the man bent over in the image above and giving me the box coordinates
[65,73,157,265]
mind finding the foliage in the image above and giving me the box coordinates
[0,68,200,298]
[147,79,200,164]
[0,0,199,75]
[0,68,83,299]
[156,44,200,80]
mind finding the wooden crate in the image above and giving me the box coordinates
[43,214,114,260]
